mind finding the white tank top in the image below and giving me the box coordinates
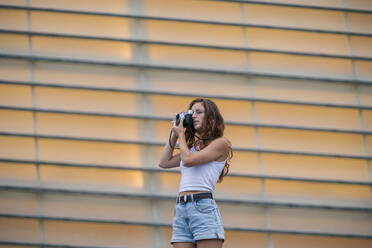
[179,145,226,193]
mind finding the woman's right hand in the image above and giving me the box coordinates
[169,120,179,146]
[172,117,185,137]
[171,119,177,134]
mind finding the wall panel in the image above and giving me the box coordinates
[355,60,372,80]
[142,0,241,22]
[255,103,361,130]
[246,28,350,55]
[37,139,143,166]
[155,172,181,195]
[348,13,372,34]
[0,218,40,243]
[37,113,140,141]
[214,177,263,200]
[39,165,145,193]
[34,87,141,114]
[250,0,344,8]
[0,0,27,6]
[266,180,372,206]
[366,135,372,156]
[351,36,372,57]
[227,151,260,175]
[249,52,353,78]
[0,0,371,247]
[260,128,365,155]
[0,59,31,81]
[359,85,372,106]
[0,136,35,160]
[345,0,372,11]
[147,70,252,98]
[43,221,153,247]
[0,191,39,215]
[0,34,29,55]
[251,77,358,105]
[269,208,372,235]
[273,234,372,248]
[0,110,34,134]
[145,20,245,46]
[262,154,370,181]
[0,162,37,187]
[33,62,139,89]
[243,4,347,31]
[363,110,372,131]
[32,36,132,62]
[41,193,153,222]
[147,44,247,70]
[30,0,129,14]
[150,95,196,118]
[224,125,256,148]
[0,84,32,107]
[30,11,131,38]
[0,9,28,31]
[219,203,267,229]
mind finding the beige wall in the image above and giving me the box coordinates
[0,0,372,247]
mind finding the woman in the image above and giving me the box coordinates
[159,98,233,248]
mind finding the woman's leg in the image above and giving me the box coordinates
[196,239,223,248]
[173,242,196,248]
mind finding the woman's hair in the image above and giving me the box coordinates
[185,98,233,183]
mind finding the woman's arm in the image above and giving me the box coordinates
[158,130,181,169]
[173,117,229,167]
[178,134,228,167]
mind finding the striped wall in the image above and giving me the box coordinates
[0,0,372,247]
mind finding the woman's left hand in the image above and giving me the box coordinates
[172,117,185,136]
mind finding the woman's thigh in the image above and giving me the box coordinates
[173,242,196,248]
[196,239,223,248]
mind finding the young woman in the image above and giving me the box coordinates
[159,98,233,248]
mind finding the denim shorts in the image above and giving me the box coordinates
[171,197,225,244]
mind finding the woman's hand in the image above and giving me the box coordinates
[172,117,185,137]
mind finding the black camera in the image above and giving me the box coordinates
[176,110,193,128]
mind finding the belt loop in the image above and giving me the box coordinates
[184,195,187,203]
[191,194,194,202]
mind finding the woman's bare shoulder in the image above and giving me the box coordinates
[210,137,231,149]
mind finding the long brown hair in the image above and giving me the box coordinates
[185,98,233,183]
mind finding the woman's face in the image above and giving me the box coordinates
[191,102,205,131]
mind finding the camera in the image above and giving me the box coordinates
[176,110,193,128]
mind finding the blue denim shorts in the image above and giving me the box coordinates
[171,197,225,244]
